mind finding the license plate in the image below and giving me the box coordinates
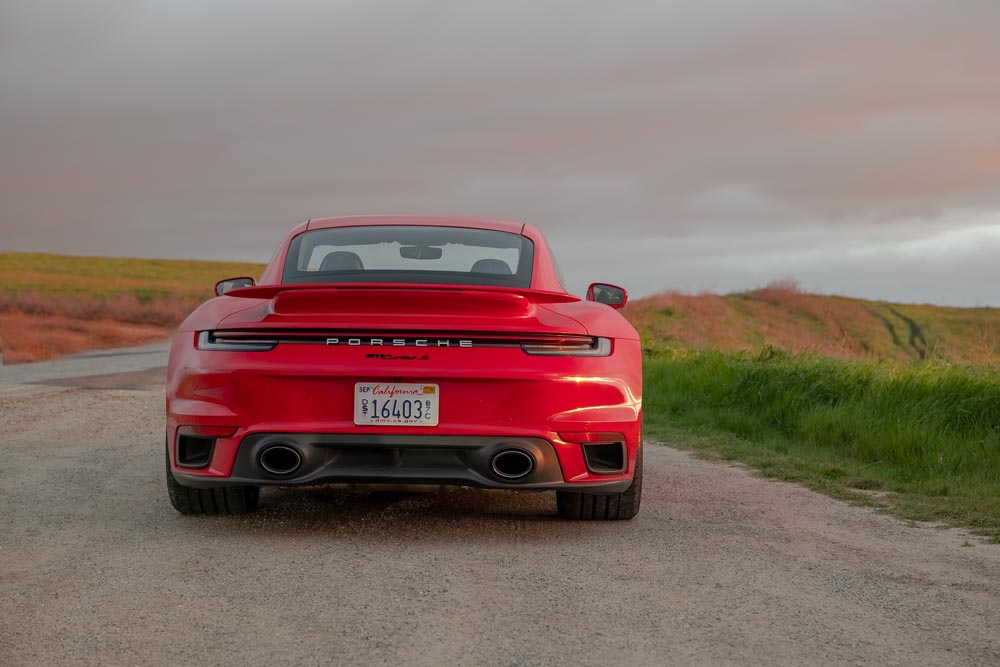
[354,383,439,426]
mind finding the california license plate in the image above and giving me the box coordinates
[354,383,439,426]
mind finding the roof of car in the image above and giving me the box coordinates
[306,215,526,234]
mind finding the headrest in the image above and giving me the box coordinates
[320,251,365,272]
[470,258,512,275]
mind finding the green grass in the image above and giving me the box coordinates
[0,252,266,300]
[644,346,1000,541]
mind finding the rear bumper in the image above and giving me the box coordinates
[171,433,633,493]
[166,334,643,490]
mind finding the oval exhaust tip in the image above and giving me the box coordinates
[490,449,535,480]
[259,444,302,476]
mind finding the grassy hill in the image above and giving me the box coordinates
[0,252,265,302]
[625,284,1000,366]
[0,253,265,363]
[2,252,999,365]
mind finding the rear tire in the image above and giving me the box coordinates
[165,445,260,515]
[556,445,642,521]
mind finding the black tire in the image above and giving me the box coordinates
[556,445,642,521]
[165,445,260,515]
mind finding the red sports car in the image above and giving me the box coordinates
[165,216,642,520]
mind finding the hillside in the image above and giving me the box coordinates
[0,253,265,363]
[2,252,998,366]
[625,284,1000,366]
[0,252,265,301]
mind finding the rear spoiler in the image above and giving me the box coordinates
[224,282,581,304]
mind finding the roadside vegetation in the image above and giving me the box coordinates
[644,346,1000,541]
[0,252,264,362]
[625,281,1000,366]
[0,252,264,301]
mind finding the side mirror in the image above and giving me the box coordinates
[215,276,256,296]
[586,282,628,309]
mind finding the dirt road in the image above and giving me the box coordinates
[2,353,999,666]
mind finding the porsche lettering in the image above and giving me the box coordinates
[325,338,473,347]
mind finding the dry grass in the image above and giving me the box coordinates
[0,292,198,363]
[0,252,265,364]
[0,291,199,327]
[626,282,1000,366]
[623,291,748,349]
[0,311,169,364]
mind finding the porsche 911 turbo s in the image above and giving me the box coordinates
[165,216,642,520]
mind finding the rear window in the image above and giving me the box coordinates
[282,225,534,288]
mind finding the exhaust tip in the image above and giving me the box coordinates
[259,444,302,476]
[490,449,535,480]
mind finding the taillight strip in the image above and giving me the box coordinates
[197,330,611,355]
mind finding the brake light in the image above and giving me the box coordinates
[196,331,278,351]
[521,337,612,357]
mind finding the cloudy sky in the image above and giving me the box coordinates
[2,0,999,305]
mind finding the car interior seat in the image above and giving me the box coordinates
[319,251,365,271]
[469,258,512,275]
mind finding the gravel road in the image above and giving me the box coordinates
[2,350,999,666]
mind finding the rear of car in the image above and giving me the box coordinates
[166,218,642,520]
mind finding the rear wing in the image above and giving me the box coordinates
[223,282,581,305]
